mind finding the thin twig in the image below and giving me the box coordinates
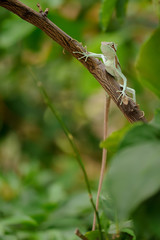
[92,95,111,230]
[75,229,88,240]
[39,84,103,238]
[29,67,103,237]
[37,3,48,17]
[28,68,103,240]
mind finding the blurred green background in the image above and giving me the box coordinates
[0,0,160,239]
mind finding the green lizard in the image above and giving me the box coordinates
[74,42,136,104]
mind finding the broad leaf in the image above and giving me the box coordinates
[108,220,133,234]
[150,108,160,129]
[100,0,118,31]
[100,193,118,222]
[116,0,129,19]
[85,230,103,240]
[1,215,37,226]
[132,191,160,238]
[121,228,136,240]
[101,122,160,154]
[153,0,160,19]
[0,17,35,48]
[103,141,160,220]
[100,125,131,154]
[119,123,160,150]
[136,27,160,98]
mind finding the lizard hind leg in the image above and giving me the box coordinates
[125,86,136,103]
[117,88,127,105]
[117,84,128,105]
[115,71,128,104]
[119,84,136,103]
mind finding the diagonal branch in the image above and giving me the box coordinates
[0,0,147,123]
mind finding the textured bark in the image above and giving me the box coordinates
[0,0,147,123]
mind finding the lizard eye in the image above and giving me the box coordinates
[111,43,117,52]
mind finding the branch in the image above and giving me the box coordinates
[0,0,147,123]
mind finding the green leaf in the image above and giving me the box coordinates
[0,236,17,240]
[108,220,133,234]
[100,193,118,222]
[0,17,35,48]
[46,183,66,204]
[119,123,160,150]
[85,230,104,240]
[46,0,65,8]
[121,228,136,240]
[100,0,118,31]
[153,0,160,19]
[116,0,129,19]
[100,125,131,153]
[101,122,160,154]
[150,108,160,129]
[136,27,160,98]
[132,191,160,238]
[103,141,160,220]
[1,215,37,226]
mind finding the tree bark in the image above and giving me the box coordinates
[0,0,147,123]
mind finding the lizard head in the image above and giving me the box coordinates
[100,42,117,57]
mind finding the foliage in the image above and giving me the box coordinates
[0,0,160,240]
[136,27,160,98]
[0,160,92,239]
[100,0,129,30]
[101,111,160,239]
[100,0,118,31]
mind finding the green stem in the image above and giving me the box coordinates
[37,82,103,240]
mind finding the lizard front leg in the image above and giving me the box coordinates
[73,51,106,64]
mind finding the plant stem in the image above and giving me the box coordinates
[37,82,103,240]
[75,229,89,240]
[92,95,111,230]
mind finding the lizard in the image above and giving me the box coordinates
[74,42,136,105]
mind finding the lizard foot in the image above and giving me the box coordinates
[117,89,128,105]
[73,51,89,62]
